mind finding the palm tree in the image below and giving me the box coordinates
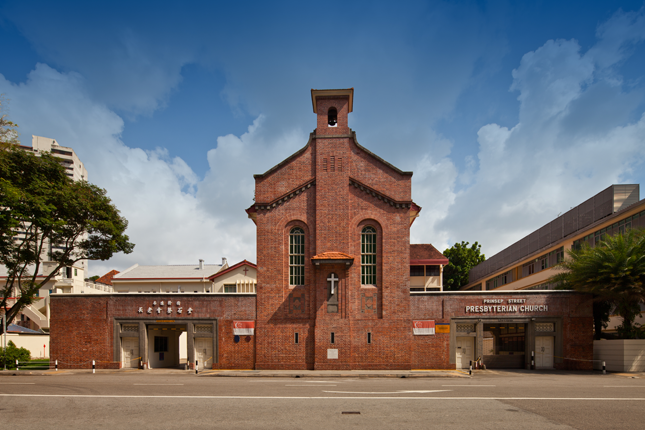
[551,228,645,338]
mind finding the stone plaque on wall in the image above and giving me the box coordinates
[327,349,338,359]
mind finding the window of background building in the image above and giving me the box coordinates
[426,265,440,276]
[289,227,305,286]
[361,226,377,285]
[224,284,236,293]
[410,265,424,277]
[556,247,564,263]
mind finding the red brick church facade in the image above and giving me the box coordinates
[49,89,593,371]
[247,89,419,369]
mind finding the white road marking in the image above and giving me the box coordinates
[1,394,645,400]
[248,380,345,383]
[285,385,338,387]
[323,390,451,394]
[133,384,184,386]
[442,385,495,387]
[0,383,36,385]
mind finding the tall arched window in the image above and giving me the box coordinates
[361,226,377,285]
[289,227,305,286]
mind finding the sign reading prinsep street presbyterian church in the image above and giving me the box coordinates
[465,298,549,314]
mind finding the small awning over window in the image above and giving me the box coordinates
[312,252,354,267]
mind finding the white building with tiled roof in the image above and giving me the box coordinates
[112,259,257,294]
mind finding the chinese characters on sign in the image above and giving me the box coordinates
[137,301,193,315]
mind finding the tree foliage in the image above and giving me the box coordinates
[551,229,645,338]
[442,241,486,291]
[0,95,19,145]
[0,139,134,332]
[0,340,31,369]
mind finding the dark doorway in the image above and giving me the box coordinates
[482,323,526,369]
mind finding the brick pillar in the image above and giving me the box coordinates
[186,321,195,369]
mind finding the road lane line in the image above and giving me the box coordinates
[0,383,36,385]
[247,380,342,383]
[133,384,184,386]
[1,394,645,400]
[323,390,450,394]
[285,385,338,387]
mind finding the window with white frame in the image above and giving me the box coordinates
[361,226,377,285]
[289,227,305,286]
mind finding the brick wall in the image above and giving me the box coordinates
[410,292,594,370]
[50,294,256,369]
[252,93,414,370]
[52,90,596,373]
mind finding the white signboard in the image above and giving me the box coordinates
[465,298,548,314]
[137,300,193,315]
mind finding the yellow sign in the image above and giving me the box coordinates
[435,324,450,334]
[156,320,175,323]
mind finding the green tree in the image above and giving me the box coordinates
[0,138,134,333]
[0,95,19,145]
[0,340,31,369]
[551,229,645,338]
[442,241,486,291]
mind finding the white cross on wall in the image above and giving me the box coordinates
[327,273,339,294]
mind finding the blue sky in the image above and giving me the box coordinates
[1,1,645,276]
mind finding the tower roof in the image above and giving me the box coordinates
[311,88,354,113]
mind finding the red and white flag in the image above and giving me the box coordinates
[413,320,435,335]
[233,321,255,336]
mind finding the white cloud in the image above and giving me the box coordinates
[433,9,645,257]
[0,64,297,277]
[2,6,644,273]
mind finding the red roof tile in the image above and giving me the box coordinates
[312,252,354,260]
[410,244,448,264]
[96,269,119,286]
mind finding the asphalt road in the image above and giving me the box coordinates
[1,370,644,429]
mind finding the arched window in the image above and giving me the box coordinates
[361,226,377,285]
[328,107,337,127]
[289,227,305,286]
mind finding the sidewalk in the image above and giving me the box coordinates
[0,368,469,378]
[3,367,635,378]
[200,369,469,378]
